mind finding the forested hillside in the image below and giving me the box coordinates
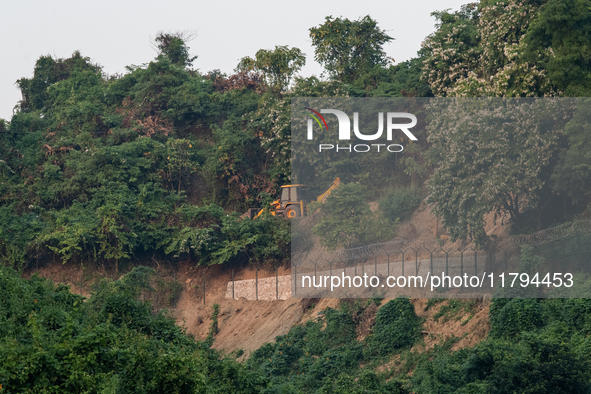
[0,20,429,271]
[1,1,589,272]
[1,0,591,393]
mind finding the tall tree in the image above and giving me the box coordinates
[426,99,574,245]
[309,15,393,83]
[422,1,554,97]
[551,99,591,204]
[524,0,591,96]
[237,45,305,92]
[153,32,197,68]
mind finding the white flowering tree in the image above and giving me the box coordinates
[422,1,555,98]
[426,99,573,245]
[420,0,591,244]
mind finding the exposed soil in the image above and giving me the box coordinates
[174,265,301,357]
[375,297,491,376]
[21,201,505,366]
[395,200,512,243]
[22,260,492,374]
[412,297,490,351]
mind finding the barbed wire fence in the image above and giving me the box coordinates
[65,220,591,302]
[291,220,591,297]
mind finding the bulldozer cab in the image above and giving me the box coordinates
[280,185,307,206]
[278,185,307,219]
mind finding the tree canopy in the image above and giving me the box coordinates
[310,15,394,83]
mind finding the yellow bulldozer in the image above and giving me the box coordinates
[243,177,341,220]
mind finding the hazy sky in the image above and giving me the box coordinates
[1,0,468,120]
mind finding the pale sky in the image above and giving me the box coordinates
[1,0,468,121]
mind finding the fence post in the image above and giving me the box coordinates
[173,271,176,307]
[424,245,435,275]
[276,267,279,300]
[374,256,377,276]
[232,269,235,300]
[256,269,258,300]
[441,247,451,278]
[503,248,508,271]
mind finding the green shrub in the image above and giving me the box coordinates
[366,298,421,356]
[205,303,220,348]
[379,187,422,222]
[0,265,267,393]
[412,335,591,394]
[313,183,395,249]
[557,298,591,333]
[246,306,376,391]
[489,298,545,338]
[320,370,409,393]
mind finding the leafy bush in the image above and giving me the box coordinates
[320,370,408,394]
[561,298,591,332]
[489,298,545,338]
[0,266,266,393]
[313,183,395,249]
[411,334,591,394]
[205,303,220,348]
[246,305,404,392]
[365,298,421,356]
[307,307,358,354]
[379,186,422,222]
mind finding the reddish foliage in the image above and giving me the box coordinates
[209,70,265,93]
[119,97,173,137]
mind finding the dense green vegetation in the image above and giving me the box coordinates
[422,0,591,244]
[2,1,589,270]
[312,183,395,249]
[0,266,265,393]
[379,186,423,223]
[245,298,413,393]
[0,16,431,270]
[5,261,591,393]
[2,0,591,392]
[411,298,591,393]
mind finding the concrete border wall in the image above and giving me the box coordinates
[226,275,291,301]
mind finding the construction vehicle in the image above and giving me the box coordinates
[243,177,341,220]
